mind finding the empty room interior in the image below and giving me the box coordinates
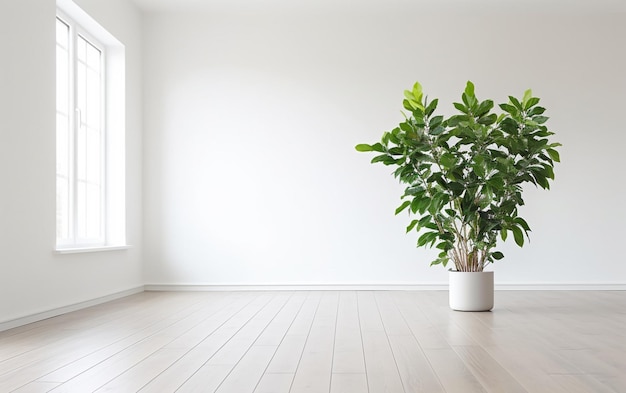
[1,0,625,391]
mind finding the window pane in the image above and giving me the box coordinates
[86,127,101,184]
[56,19,69,49]
[77,36,86,63]
[86,183,102,238]
[77,181,86,238]
[86,41,101,71]
[56,175,70,240]
[77,127,86,181]
[56,46,69,114]
[56,113,70,176]
[86,68,101,127]
[77,61,87,121]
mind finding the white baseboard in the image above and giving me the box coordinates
[144,283,626,291]
[0,286,145,333]
[495,283,626,290]
[144,284,449,291]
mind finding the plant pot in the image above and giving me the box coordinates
[448,270,494,311]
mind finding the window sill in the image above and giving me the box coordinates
[55,245,132,254]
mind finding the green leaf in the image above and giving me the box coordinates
[524,97,540,110]
[522,89,533,107]
[399,122,412,132]
[447,182,465,195]
[416,197,431,214]
[477,113,497,125]
[406,219,418,233]
[412,81,423,101]
[395,200,411,215]
[436,241,452,250]
[355,144,373,152]
[475,100,494,117]
[509,96,523,110]
[533,116,549,124]
[511,225,524,247]
[429,125,445,136]
[371,154,391,164]
[546,148,560,162]
[387,147,403,156]
[429,115,444,129]
[487,175,504,190]
[417,231,438,247]
[371,143,385,152]
[412,107,425,119]
[417,214,432,229]
[465,81,475,97]
[542,164,555,180]
[499,103,517,115]
[492,251,504,260]
[514,217,531,231]
[439,153,456,169]
[425,98,438,116]
[411,196,424,214]
[533,173,550,189]
[453,102,469,114]
[403,99,415,111]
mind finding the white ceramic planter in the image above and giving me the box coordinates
[449,270,494,311]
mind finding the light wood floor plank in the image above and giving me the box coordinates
[138,293,276,392]
[1,294,233,392]
[376,292,444,393]
[176,293,293,392]
[0,290,625,393]
[254,372,293,393]
[94,348,189,392]
[386,334,444,393]
[329,373,368,393]
[263,292,321,375]
[36,292,237,385]
[11,381,59,393]
[452,345,527,393]
[357,291,405,393]
[254,292,308,346]
[393,292,449,350]
[1,293,239,389]
[549,374,618,393]
[424,348,487,393]
[290,292,339,393]
[214,345,277,393]
[332,291,365,374]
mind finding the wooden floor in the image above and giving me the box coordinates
[1,291,625,393]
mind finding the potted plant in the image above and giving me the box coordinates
[356,81,560,311]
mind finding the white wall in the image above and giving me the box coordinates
[0,0,143,327]
[142,6,626,287]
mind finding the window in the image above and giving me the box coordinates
[56,1,127,252]
[56,15,105,247]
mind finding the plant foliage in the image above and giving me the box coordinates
[356,81,560,272]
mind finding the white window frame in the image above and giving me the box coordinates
[55,0,128,253]
[57,12,107,248]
